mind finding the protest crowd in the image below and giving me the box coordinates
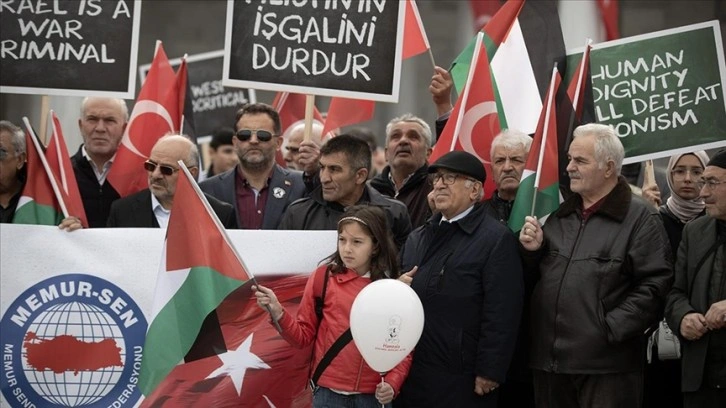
[2,1,726,408]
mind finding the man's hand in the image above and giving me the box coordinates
[298,140,321,175]
[680,312,709,341]
[519,216,543,251]
[58,216,83,232]
[429,66,453,116]
[474,376,499,396]
[641,184,662,207]
[375,381,395,404]
[705,300,726,330]
[399,266,418,286]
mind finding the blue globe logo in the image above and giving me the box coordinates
[22,302,126,407]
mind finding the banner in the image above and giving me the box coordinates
[0,0,141,98]
[223,0,405,102]
[568,20,726,163]
[0,225,335,408]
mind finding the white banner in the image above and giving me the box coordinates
[0,225,335,408]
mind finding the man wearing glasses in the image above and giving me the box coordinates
[397,151,523,408]
[666,149,726,408]
[519,124,673,408]
[107,135,236,229]
[200,103,306,229]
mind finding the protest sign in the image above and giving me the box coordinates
[0,0,141,98]
[568,20,726,163]
[0,225,335,408]
[140,50,257,139]
[223,0,405,102]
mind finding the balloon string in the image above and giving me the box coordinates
[380,375,385,408]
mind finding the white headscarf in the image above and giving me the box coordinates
[665,151,710,223]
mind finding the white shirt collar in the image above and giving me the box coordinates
[150,193,171,229]
[441,204,475,224]
[81,145,114,185]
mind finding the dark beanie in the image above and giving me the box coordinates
[428,151,486,183]
[707,149,726,169]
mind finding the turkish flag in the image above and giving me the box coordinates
[321,97,375,139]
[142,275,313,408]
[430,33,500,199]
[107,42,179,197]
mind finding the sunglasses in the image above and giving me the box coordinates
[235,129,274,142]
[143,160,179,176]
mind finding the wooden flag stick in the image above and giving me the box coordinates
[38,95,50,144]
[303,94,315,142]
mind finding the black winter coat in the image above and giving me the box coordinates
[369,164,432,229]
[525,177,673,374]
[397,203,523,408]
[71,146,120,228]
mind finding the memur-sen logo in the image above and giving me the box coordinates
[0,274,147,408]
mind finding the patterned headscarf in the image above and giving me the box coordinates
[665,151,709,223]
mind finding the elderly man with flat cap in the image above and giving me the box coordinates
[666,149,726,408]
[396,151,524,408]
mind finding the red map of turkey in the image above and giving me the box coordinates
[23,332,123,374]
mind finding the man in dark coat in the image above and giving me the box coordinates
[397,151,523,408]
[520,124,673,407]
[279,135,412,249]
[0,120,26,223]
[369,114,433,228]
[107,135,236,229]
[666,149,726,408]
[71,97,126,227]
[200,103,305,229]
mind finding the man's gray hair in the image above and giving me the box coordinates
[573,123,624,174]
[464,179,485,201]
[490,129,532,158]
[385,113,432,148]
[157,134,199,168]
[0,120,25,155]
[80,97,129,121]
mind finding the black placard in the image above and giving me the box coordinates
[0,0,141,98]
[223,0,404,102]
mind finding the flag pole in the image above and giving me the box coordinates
[303,94,315,143]
[427,49,436,72]
[22,116,70,218]
[530,65,559,216]
[179,54,188,134]
[176,161,283,332]
[564,38,592,150]
[448,32,484,152]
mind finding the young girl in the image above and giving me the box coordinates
[253,205,410,407]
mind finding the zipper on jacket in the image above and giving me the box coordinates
[549,217,586,371]
[435,253,452,292]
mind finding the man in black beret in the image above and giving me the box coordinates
[666,149,726,408]
[396,150,524,408]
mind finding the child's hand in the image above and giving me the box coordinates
[252,285,283,321]
[375,381,395,405]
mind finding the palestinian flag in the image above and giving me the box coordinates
[139,163,252,397]
[46,111,88,228]
[13,118,66,226]
[508,67,561,232]
[141,274,313,407]
[450,0,565,134]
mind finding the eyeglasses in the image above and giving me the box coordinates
[700,178,726,190]
[430,173,473,185]
[235,129,274,142]
[143,160,179,176]
[671,167,703,180]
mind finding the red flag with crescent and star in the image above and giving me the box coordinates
[429,32,500,198]
[107,42,179,197]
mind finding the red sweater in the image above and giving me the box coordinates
[277,265,411,394]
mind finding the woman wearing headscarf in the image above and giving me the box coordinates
[643,150,709,408]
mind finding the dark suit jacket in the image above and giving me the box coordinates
[666,216,722,392]
[71,146,120,228]
[199,164,306,229]
[106,189,237,229]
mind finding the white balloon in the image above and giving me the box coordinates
[349,279,424,373]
